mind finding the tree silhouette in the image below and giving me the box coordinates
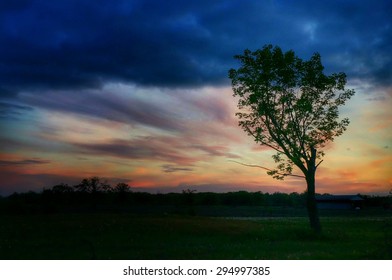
[51,183,74,194]
[113,182,132,193]
[113,182,132,203]
[229,45,355,233]
[74,177,111,194]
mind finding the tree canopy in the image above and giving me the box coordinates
[229,45,355,180]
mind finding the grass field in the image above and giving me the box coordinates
[1,213,391,260]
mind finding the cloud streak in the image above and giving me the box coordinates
[161,164,194,173]
[0,158,50,166]
[18,84,237,135]
[73,134,240,166]
[0,101,33,120]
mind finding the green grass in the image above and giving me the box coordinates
[0,213,391,259]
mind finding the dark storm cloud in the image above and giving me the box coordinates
[0,0,231,92]
[0,0,391,96]
[297,1,392,86]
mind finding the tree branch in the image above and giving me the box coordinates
[287,97,308,159]
[315,160,324,169]
[244,125,285,154]
[263,116,307,174]
[228,160,306,179]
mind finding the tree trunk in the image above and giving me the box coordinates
[305,165,322,233]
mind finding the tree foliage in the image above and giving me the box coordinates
[229,45,355,179]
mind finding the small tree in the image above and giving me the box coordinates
[74,177,111,209]
[113,182,132,193]
[74,177,111,194]
[229,45,355,233]
[113,182,132,203]
[182,189,197,216]
[51,183,74,194]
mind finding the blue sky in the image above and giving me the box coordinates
[0,0,391,195]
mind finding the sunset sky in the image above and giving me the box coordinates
[0,0,391,196]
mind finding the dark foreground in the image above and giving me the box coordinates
[1,213,391,259]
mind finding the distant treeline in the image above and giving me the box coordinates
[0,177,391,215]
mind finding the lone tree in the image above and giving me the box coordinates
[229,45,355,233]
